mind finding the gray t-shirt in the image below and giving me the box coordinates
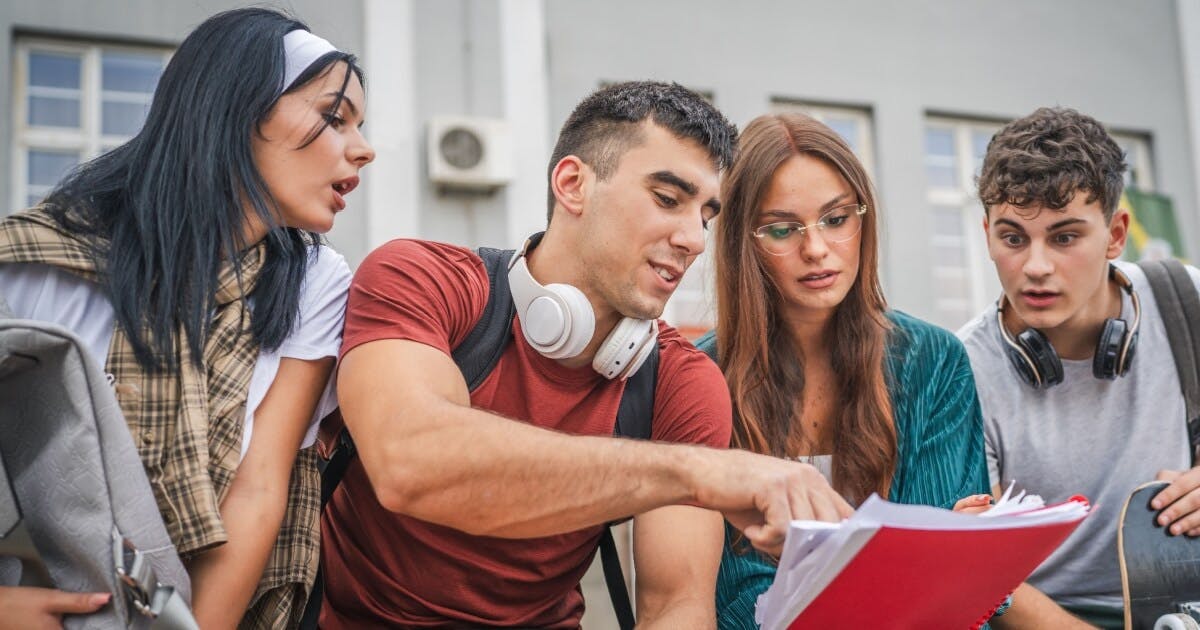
[957,259,1199,611]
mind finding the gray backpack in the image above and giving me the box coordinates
[1138,258,1200,464]
[0,294,197,629]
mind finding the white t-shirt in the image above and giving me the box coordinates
[0,245,351,459]
[957,259,1200,611]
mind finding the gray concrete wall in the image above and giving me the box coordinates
[544,0,1199,321]
[1179,0,1200,230]
[406,0,512,251]
[350,0,552,267]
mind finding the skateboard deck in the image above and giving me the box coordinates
[1119,481,1200,630]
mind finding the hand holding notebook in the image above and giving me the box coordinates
[756,485,1089,630]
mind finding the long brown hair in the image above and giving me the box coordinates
[713,113,896,503]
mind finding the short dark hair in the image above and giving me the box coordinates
[545,81,738,221]
[977,106,1127,220]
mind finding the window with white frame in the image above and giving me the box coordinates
[923,117,1003,331]
[771,100,876,176]
[1112,132,1155,192]
[660,100,877,338]
[11,38,170,213]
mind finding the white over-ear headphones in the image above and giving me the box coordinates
[507,233,659,380]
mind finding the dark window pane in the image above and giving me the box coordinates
[972,130,992,160]
[825,117,859,154]
[29,51,81,89]
[925,128,955,156]
[102,52,162,93]
[102,100,151,135]
[28,150,78,187]
[28,95,80,127]
[926,163,957,189]
[972,130,993,177]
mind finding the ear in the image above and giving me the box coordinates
[1106,207,1130,260]
[550,155,590,218]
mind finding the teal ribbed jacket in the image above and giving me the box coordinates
[694,310,991,629]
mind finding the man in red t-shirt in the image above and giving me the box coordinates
[322,82,852,628]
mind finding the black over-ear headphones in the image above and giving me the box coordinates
[997,264,1141,389]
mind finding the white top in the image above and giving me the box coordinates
[791,453,834,484]
[957,259,1200,610]
[0,246,351,460]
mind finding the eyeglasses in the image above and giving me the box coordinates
[752,203,868,256]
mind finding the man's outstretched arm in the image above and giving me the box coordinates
[338,338,850,549]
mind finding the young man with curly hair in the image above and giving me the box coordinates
[958,106,1200,629]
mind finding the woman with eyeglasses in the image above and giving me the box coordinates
[695,113,992,628]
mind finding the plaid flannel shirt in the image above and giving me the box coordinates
[0,207,320,627]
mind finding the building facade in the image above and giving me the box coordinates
[4,0,1200,625]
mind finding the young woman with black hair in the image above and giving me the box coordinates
[0,7,373,628]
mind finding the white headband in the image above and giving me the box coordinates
[281,29,338,93]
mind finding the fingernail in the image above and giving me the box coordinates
[1171,524,1182,536]
[1152,499,1162,509]
[90,593,111,606]
[1159,514,1170,526]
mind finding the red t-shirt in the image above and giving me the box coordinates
[320,240,731,629]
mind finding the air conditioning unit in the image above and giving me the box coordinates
[427,116,513,190]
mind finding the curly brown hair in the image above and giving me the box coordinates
[977,107,1127,220]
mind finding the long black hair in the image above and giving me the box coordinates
[45,7,364,371]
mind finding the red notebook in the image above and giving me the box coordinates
[758,493,1089,630]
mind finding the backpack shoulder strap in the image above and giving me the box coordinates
[600,526,635,630]
[458,249,654,629]
[613,340,659,440]
[1138,259,1200,464]
[451,247,517,389]
[603,334,659,630]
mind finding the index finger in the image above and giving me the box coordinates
[31,587,110,614]
[745,491,793,552]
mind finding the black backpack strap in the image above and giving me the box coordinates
[614,344,659,440]
[1138,259,1200,464]
[602,339,659,630]
[452,247,517,389]
[600,526,636,630]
